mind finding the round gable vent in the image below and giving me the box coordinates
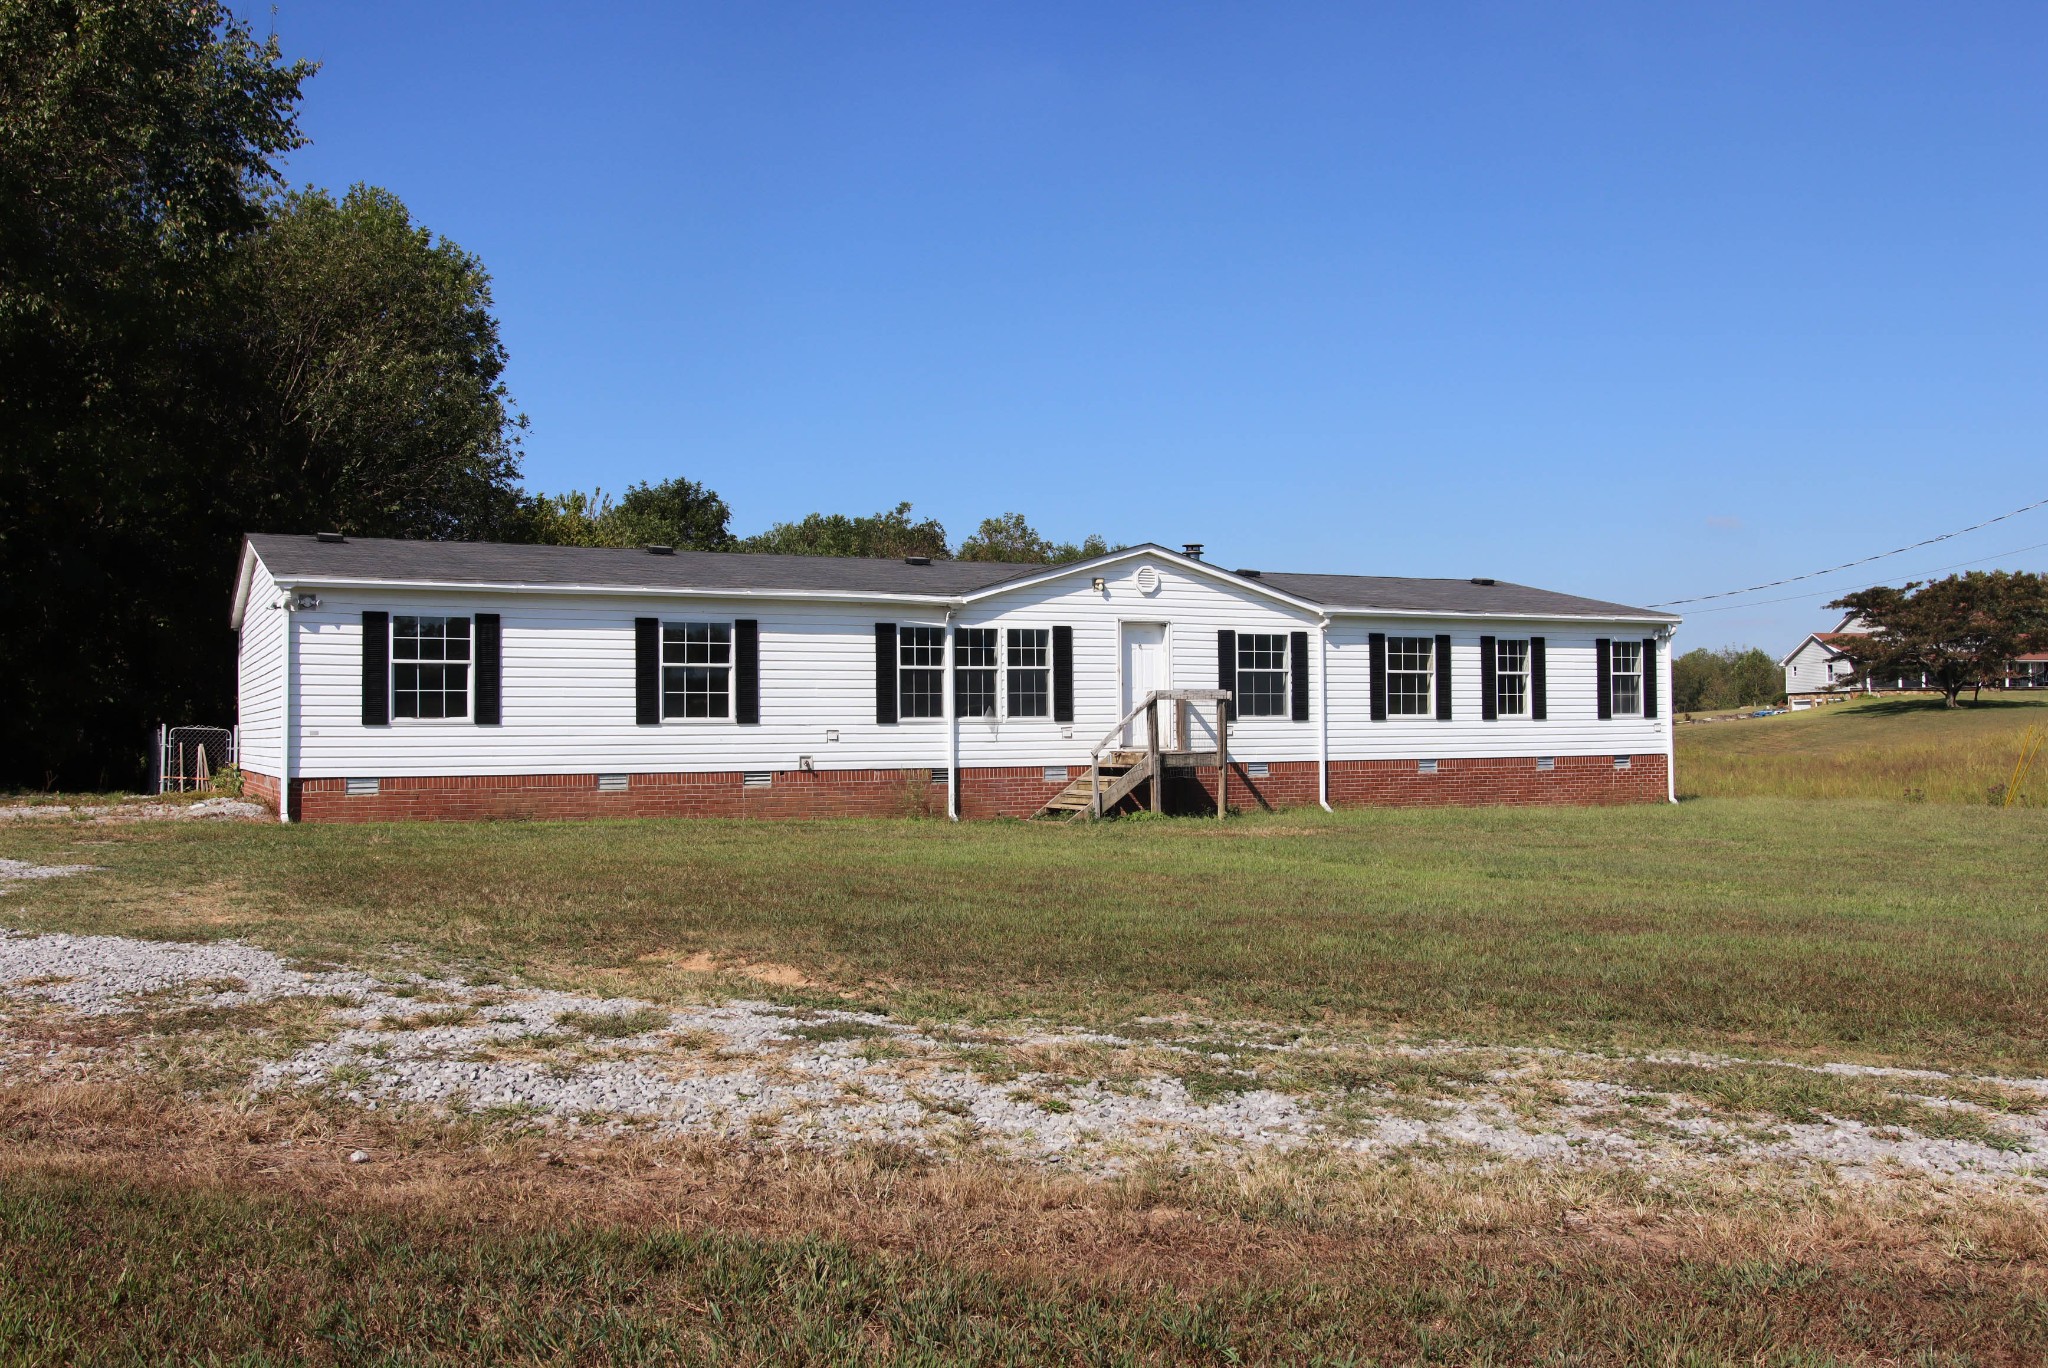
[1133,565,1161,595]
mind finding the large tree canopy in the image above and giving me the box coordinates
[956,512,1113,564]
[0,2,528,787]
[518,478,733,550]
[1827,572,2048,707]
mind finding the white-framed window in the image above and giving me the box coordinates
[1236,633,1287,717]
[1610,640,1643,717]
[1494,639,1530,718]
[1006,628,1050,718]
[1386,636,1434,716]
[393,615,470,719]
[955,628,997,719]
[662,620,731,719]
[899,625,945,719]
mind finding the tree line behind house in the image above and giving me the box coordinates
[0,5,1112,786]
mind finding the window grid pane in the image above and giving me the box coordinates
[1386,635,1433,716]
[392,616,469,719]
[953,628,996,719]
[1610,641,1643,716]
[661,621,731,719]
[1235,633,1287,718]
[1494,638,1529,718]
[899,625,945,718]
[1006,629,1050,718]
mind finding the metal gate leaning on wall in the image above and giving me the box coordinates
[153,725,236,794]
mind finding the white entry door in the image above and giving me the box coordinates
[1120,622,1170,747]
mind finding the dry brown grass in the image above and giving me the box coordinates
[3,1078,2046,1363]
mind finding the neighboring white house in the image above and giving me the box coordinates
[230,535,1681,823]
[1781,611,2048,702]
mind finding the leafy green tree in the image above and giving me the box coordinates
[739,502,951,559]
[0,4,529,785]
[518,478,733,550]
[1,0,313,787]
[227,185,528,540]
[1671,646,1785,713]
[956,513,1114,564]
[1828,572,2048,708]
[604,478,733,549]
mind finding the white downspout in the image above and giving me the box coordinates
[1317,617,1333,811]
[278,590,294,824]
[945,610,960,821]
[1661,627,1677,804]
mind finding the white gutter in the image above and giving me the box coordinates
[945,611,960,821]
[1317,617,1333,812]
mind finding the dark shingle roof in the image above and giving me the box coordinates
[245,534,1037,596]
[1253,571,1668,620]
[244,535,1674,620]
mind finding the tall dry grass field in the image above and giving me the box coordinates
[1678,693,2048,804]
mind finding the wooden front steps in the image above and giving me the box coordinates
[1033,689,1235,822]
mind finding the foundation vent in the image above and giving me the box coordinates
[742,771,773,788]
[1417,759,1438,775]
[344,777,379,796]
[1537,756,1556,772]
[596,774,629,791]
[1245,761,1270,778]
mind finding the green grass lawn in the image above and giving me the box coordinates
[5,796,2045,1072]
[1678,693,2048,804]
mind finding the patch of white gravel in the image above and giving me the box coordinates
[2,924,2046,1188]
[0,797,265,823]
[0,860,100,892]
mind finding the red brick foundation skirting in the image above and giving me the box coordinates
[252,753,1669,823]
[241,768,283,815]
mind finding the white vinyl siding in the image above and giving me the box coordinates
[233,559,286,779]
[261,549,1673,779]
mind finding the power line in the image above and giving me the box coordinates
[1680,538,2048,615]
[1650,494,2048,608]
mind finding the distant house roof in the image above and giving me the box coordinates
[235,534,1676,626]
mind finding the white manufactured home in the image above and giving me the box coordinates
[230,535,1680,822]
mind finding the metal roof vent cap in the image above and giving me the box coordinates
[315,531,346,544]
[1182,543,1204,560]
[645,544,675,555]
[1470,577,1496,586]
[903,555,932,566]
[1236,568,1262,578]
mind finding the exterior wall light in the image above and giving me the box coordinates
[1091,577,1107,592]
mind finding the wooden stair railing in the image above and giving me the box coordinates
[1028,689,1233,821]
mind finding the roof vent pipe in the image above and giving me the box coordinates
[1235,568,1261,578]
[1469,577,1495,586]
[645,544,675,555]
[903,555,932,566]
[315,531,346,544]
[1182,543,1204,560]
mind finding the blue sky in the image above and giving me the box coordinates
[244,2,2047,651]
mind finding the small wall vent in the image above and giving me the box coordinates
[1417,759,1439,775]
[596,773,629,791]
[927,767,950,785]
[344,777,380,796]
[1042,766,1068,783]
[742,771,773,788]
[1614,755,1632,770]
[1537,756,1556,772]
[1245,761,1270,778]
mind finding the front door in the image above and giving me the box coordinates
[1120,622,1170,747]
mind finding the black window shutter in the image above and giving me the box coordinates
[1369,632,1388,722]
[635,617,660,725]
[1479,635,1497,722]
[1595,638,1613,720]
[1289,631,1310,722]
[1530,637,1548,721]
[1052,625,1074,724]
[361,611,389,726]
[735,619,760,724]
[1217,630,1237,721]
[1642,637,1659,720]
[1434,634,1453,721]
[473,613,502,725]
[875,623,898,724]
